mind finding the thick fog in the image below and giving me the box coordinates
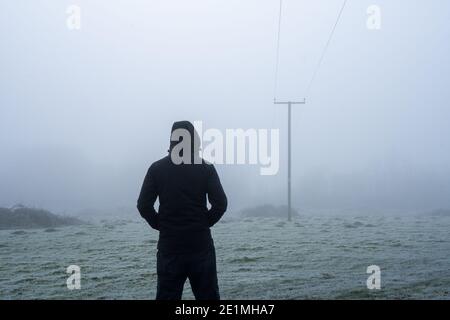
[1,1,450,216]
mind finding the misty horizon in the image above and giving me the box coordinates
[1,1,450,216]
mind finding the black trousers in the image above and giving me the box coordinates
[156,246,220,300]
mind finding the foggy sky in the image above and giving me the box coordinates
[1,1,450,215]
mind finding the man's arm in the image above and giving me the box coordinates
[206,165,227,227]
[137,165,159,230]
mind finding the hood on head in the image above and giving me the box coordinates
[169,121,201,159]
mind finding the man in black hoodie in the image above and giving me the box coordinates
[137,121,227,300]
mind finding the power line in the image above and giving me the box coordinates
[272,0,347,221]
[305,0,347,97]
[273,0,284,100]
[273,0,348,99]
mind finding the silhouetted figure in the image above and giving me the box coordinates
[137,121,227,300]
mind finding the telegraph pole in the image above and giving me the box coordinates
[274,98,306,221]
[272,0,346,220]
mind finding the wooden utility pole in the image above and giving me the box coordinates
[274,98,306,221]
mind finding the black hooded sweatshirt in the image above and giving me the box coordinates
[137,121,228,253]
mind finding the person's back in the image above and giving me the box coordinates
[139,155,227,253]
[137,121,227,300]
